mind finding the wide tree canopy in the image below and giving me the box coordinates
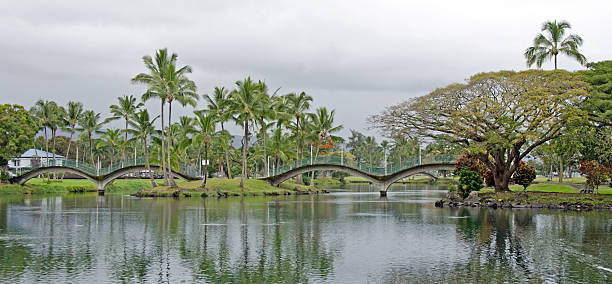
[0,104,38,167]
[369,70,589,191]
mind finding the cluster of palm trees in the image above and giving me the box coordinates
[29,48,344,189]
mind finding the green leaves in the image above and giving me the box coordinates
[0,104,38,164]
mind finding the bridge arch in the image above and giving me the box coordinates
[380,163,455,192]
[263,164,381,187]
[99,165,197,189]
[14,166,100,186]
[13,164,199,191]
[262,162,456,195]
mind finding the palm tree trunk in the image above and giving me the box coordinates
[240,119,248,188]
[61,129,75,180]
[295,118,303,184]
[261,120,268,177]
[160,102,169,185]
[221,122,232,179]
[44,127,49,181]
[167,101,176,187]
[144,138,157,187]
[554,55,557,70]
[52,128,57,179]
[89,132,94,166]
[310,145,320,187]
[201,144,209,188]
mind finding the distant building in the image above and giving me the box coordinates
[8,149,65,171]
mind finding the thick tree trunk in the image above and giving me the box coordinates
[493,168,511,192]
[160,102,169,185]
[167,101,176,187]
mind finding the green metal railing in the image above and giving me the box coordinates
[271,154,457,177]
[19,158,200,178]
[18,154,456,179]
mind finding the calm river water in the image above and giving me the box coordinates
[0,184,610,283]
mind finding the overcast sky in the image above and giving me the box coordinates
[1,0,609,138]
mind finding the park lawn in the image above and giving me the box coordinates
[0,178,160,195]
[136,177,318,197]
[480,183,612,195]
[533,176,587,184]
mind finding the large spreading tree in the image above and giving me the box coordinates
[0,104,38,168]
[369,70,589,192]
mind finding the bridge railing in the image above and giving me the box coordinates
[270,154,457,177]
[16,158,200,178]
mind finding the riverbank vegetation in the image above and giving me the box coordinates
[0,20,610,198]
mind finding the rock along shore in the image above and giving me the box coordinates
[435,191,612,211]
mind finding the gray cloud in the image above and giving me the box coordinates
[1,0,610,138]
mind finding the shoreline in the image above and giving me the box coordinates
[435,191,612,211]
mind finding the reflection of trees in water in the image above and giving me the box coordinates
[0,196,97,280]
[177,196,337,283]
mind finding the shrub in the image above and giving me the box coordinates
[457,169,484,198]
[579,160,610,194]
[454,152,494,186]
[513,161,536,190]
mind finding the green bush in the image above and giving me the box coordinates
[457,169,484,198]
[513,161,536,190]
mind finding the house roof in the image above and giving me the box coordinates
[20,149,65,158]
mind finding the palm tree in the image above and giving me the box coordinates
[525,20,587,70]
[164,62,198,186]
[62,101,83,160]
[308,107,343,183]
[107,95,143,165]
[230,77,261,188]
[193,111,217,187]
[204,86,233,179]
[30,100,58,168]
[253,81,278,177]
[132,48,180,186]
[78,110,104,165]
[127,110,159,186]
[60,101,83,180]
[97,129,123,169]
[284,92,312,183]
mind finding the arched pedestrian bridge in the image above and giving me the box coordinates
[261,155,457,196]
[10,159,199,191]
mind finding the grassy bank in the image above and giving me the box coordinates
[0,177,321,197]
[480,183,612,195]
[134,178,320,197]
[0,178,160,195]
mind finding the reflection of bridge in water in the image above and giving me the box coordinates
[11,155,457,196]
[10,159,199,192]
[261,155,457,196]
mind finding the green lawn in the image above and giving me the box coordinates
[480,183,612,195]
[0,178,160,195]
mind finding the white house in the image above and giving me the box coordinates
[8,149,65,172]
